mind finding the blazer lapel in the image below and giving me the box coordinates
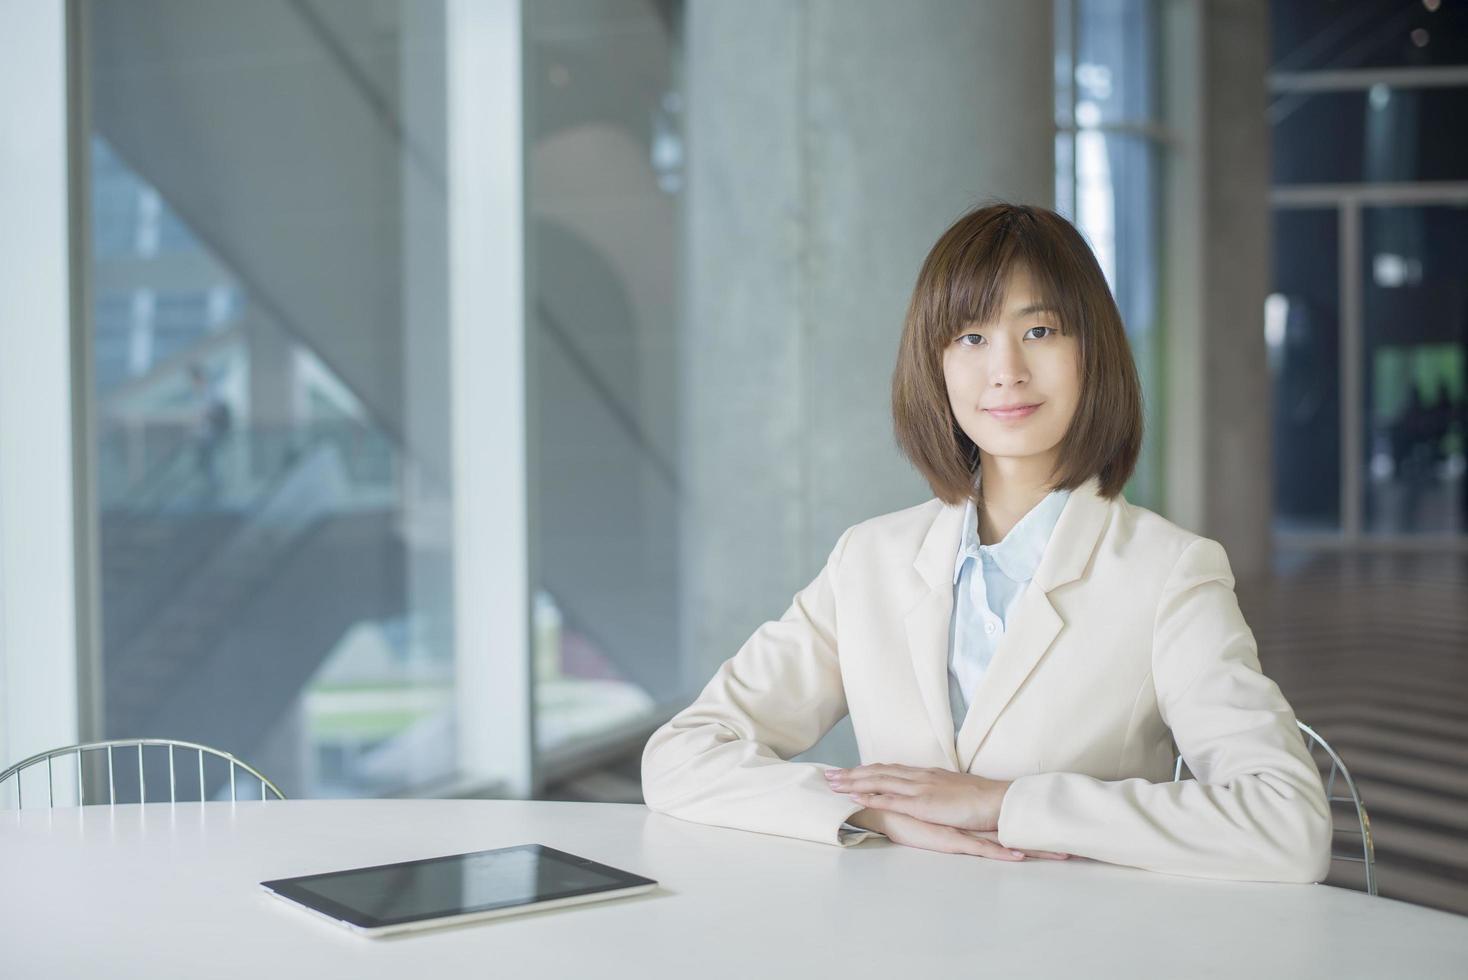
[953,581,1064,772]
[904,502,965,771]
[956,476,1111,771]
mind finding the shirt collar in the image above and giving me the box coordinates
[953,482,1072,585]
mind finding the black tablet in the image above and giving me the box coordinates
[260,844,658,937]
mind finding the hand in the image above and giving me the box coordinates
[825,763,1009,832]
[847,808,1070,861]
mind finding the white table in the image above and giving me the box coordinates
[3,799,1466,978]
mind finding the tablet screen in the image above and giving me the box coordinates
[262,844,655,930]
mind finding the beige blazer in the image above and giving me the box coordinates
[641,475,1334,883]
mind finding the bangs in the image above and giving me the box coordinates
[932,215,1076,340]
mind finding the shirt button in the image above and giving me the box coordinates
[984,621,997,635]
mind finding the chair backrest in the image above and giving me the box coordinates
[0,739,285,808]
[1172,719,1374,895]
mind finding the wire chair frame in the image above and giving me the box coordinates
[1172,719,1375,896]
[0,738,285,809]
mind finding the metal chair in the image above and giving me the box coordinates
[0,738,285,808]
[1172,719,1375,896]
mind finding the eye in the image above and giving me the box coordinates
[956,333,986,347]
[1026,325,1058,340]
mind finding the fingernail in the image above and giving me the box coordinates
[1010,850,1025,858]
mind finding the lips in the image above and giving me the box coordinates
[984,403,1041,420]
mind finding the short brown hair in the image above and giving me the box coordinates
[891,201,1142,506]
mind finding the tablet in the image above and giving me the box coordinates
[260,844,658,937]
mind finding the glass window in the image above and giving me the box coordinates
[524,0,680,766]
[1077,132,1163,507]
[85,0,458,799]
[1361,205,1467,536]
[1271,86,1468,185]
[1056,0,1165,511]
[1074,0,1158,125]
[1269,209,1342,534]
[1272,1,1468,71]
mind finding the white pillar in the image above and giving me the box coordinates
[0,0,81,769]
[447,0,532,798]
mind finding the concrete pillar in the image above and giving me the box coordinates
[1163,0,1273,580]
[1200,0,1272,580]
[681,0,1054,764]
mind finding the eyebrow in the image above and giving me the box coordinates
[960,303,1058,329]
[1010,303,1059,317]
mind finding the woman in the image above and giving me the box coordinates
[641,202,1332,883]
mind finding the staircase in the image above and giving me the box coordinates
[104,438,374,744]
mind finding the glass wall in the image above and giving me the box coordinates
[524,0,682,775]
[1055,0,1165,512]
[1269,209,1342,534]
[84,0,458,798]
[1269,0,1468,541]
[1361,205,1466,536]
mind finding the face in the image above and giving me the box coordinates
[941,264,1081,475]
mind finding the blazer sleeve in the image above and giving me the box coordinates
[995,537,1334,883]
[640,525,881,847]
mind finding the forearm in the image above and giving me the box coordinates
[1007,536,1331,884]
[996,769,1332,882]
[642,719,866,845]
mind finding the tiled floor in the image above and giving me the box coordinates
[542,546,1468,917]
[1244,548,1468,916]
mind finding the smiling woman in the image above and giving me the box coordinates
[642,202,1332,885]
[892,203,1142,514]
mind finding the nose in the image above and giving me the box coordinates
[987,337,1030,389]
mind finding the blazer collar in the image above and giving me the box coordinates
[951,487,1071,585]
[914,474,1108,593]
[904,475,1112,772]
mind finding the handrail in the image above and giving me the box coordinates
[102,419,398,514]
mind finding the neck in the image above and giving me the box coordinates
[976,451,1057,543]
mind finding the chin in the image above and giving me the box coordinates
[974,433,1061,459]
[975,429,1042,449]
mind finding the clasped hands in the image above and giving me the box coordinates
[824,764,1070,862]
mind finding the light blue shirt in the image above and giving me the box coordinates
[947,486,1071,733]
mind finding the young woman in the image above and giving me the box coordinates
[641,203,1332,883]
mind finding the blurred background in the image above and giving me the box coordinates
[0,0,1464,915]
